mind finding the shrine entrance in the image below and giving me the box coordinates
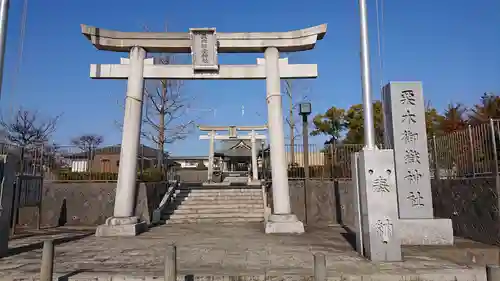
[199,125,266,184]
[81,23,327,235]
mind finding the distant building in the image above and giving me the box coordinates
[286,151,325,167]
[69,144,165,173]
[169,156,210,169]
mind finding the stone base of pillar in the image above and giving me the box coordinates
[398,218,454,245]
[95,216,147,237]
[265,214,304,234]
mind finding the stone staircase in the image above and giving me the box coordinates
[160,185,265,224]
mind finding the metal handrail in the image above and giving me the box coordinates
[151,180,179,224]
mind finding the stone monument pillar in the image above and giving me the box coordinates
[95,46,148,237]
[264,47,304,234]
[0,155,15,257]
[355,149,402,261]
[382,81,453,245]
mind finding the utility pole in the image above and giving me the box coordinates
[285,79,296,165]
[359,0,375,149]
[0,0,9,101]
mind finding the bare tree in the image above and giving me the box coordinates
[71,134,104,172]
[71,134,103,153]
[115,52,199,170]
[1,108,59,147]
[282,77,311,166]
[0,108,60,172]
[142,54,195,168]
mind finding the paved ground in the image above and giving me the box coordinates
[0,224,494,280]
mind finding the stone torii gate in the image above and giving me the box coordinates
[81,23,327,236]
[199,125,267,183]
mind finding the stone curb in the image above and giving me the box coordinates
[0,268,487,281]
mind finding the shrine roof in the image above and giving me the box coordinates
[216,139,264,158]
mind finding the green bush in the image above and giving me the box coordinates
[57,171,118,181]
[57,169,166,182]
[139,168,165,182]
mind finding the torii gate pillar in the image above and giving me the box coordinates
[95,46,149,237]
[263,48,304,233]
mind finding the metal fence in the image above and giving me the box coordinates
[285,143,365,180]
[285,119,500,180]
[0,143,177,182]
[432,121,498,178]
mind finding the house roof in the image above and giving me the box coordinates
[170,156,208,160]
[69,144,163,159]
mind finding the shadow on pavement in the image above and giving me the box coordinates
[5,232,94,258]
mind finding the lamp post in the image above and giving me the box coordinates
[299,102,312,180]
[299,102,311,224]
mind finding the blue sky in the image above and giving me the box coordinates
[0,0,498,156]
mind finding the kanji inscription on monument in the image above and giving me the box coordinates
[190,28,218,71]
[382,82,433,219]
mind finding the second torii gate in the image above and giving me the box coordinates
[199,125,267,183]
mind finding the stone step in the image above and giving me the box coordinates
[170,208,264,215]
[185,193,262,198]
[177,203,263,210]
[162,186,265,225]
[169,212,264,220]
[178,199,264,205]
[165,217,264,224]
[161,210,264,220]
[184,195,263,200]
[178,188,262,193]
[178,189,261,194]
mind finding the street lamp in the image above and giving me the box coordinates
[298,102,312,180]
[299,102,312,116]
[298,102,311,224]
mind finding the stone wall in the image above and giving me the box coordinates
[432,177,500,245]
[19,177,500,245]
[334,180,356,228]
[286,180,354,227]
[176,169,224,183]
[177,169,208,183]
[287,177,500,246]
[17,181,169,228]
